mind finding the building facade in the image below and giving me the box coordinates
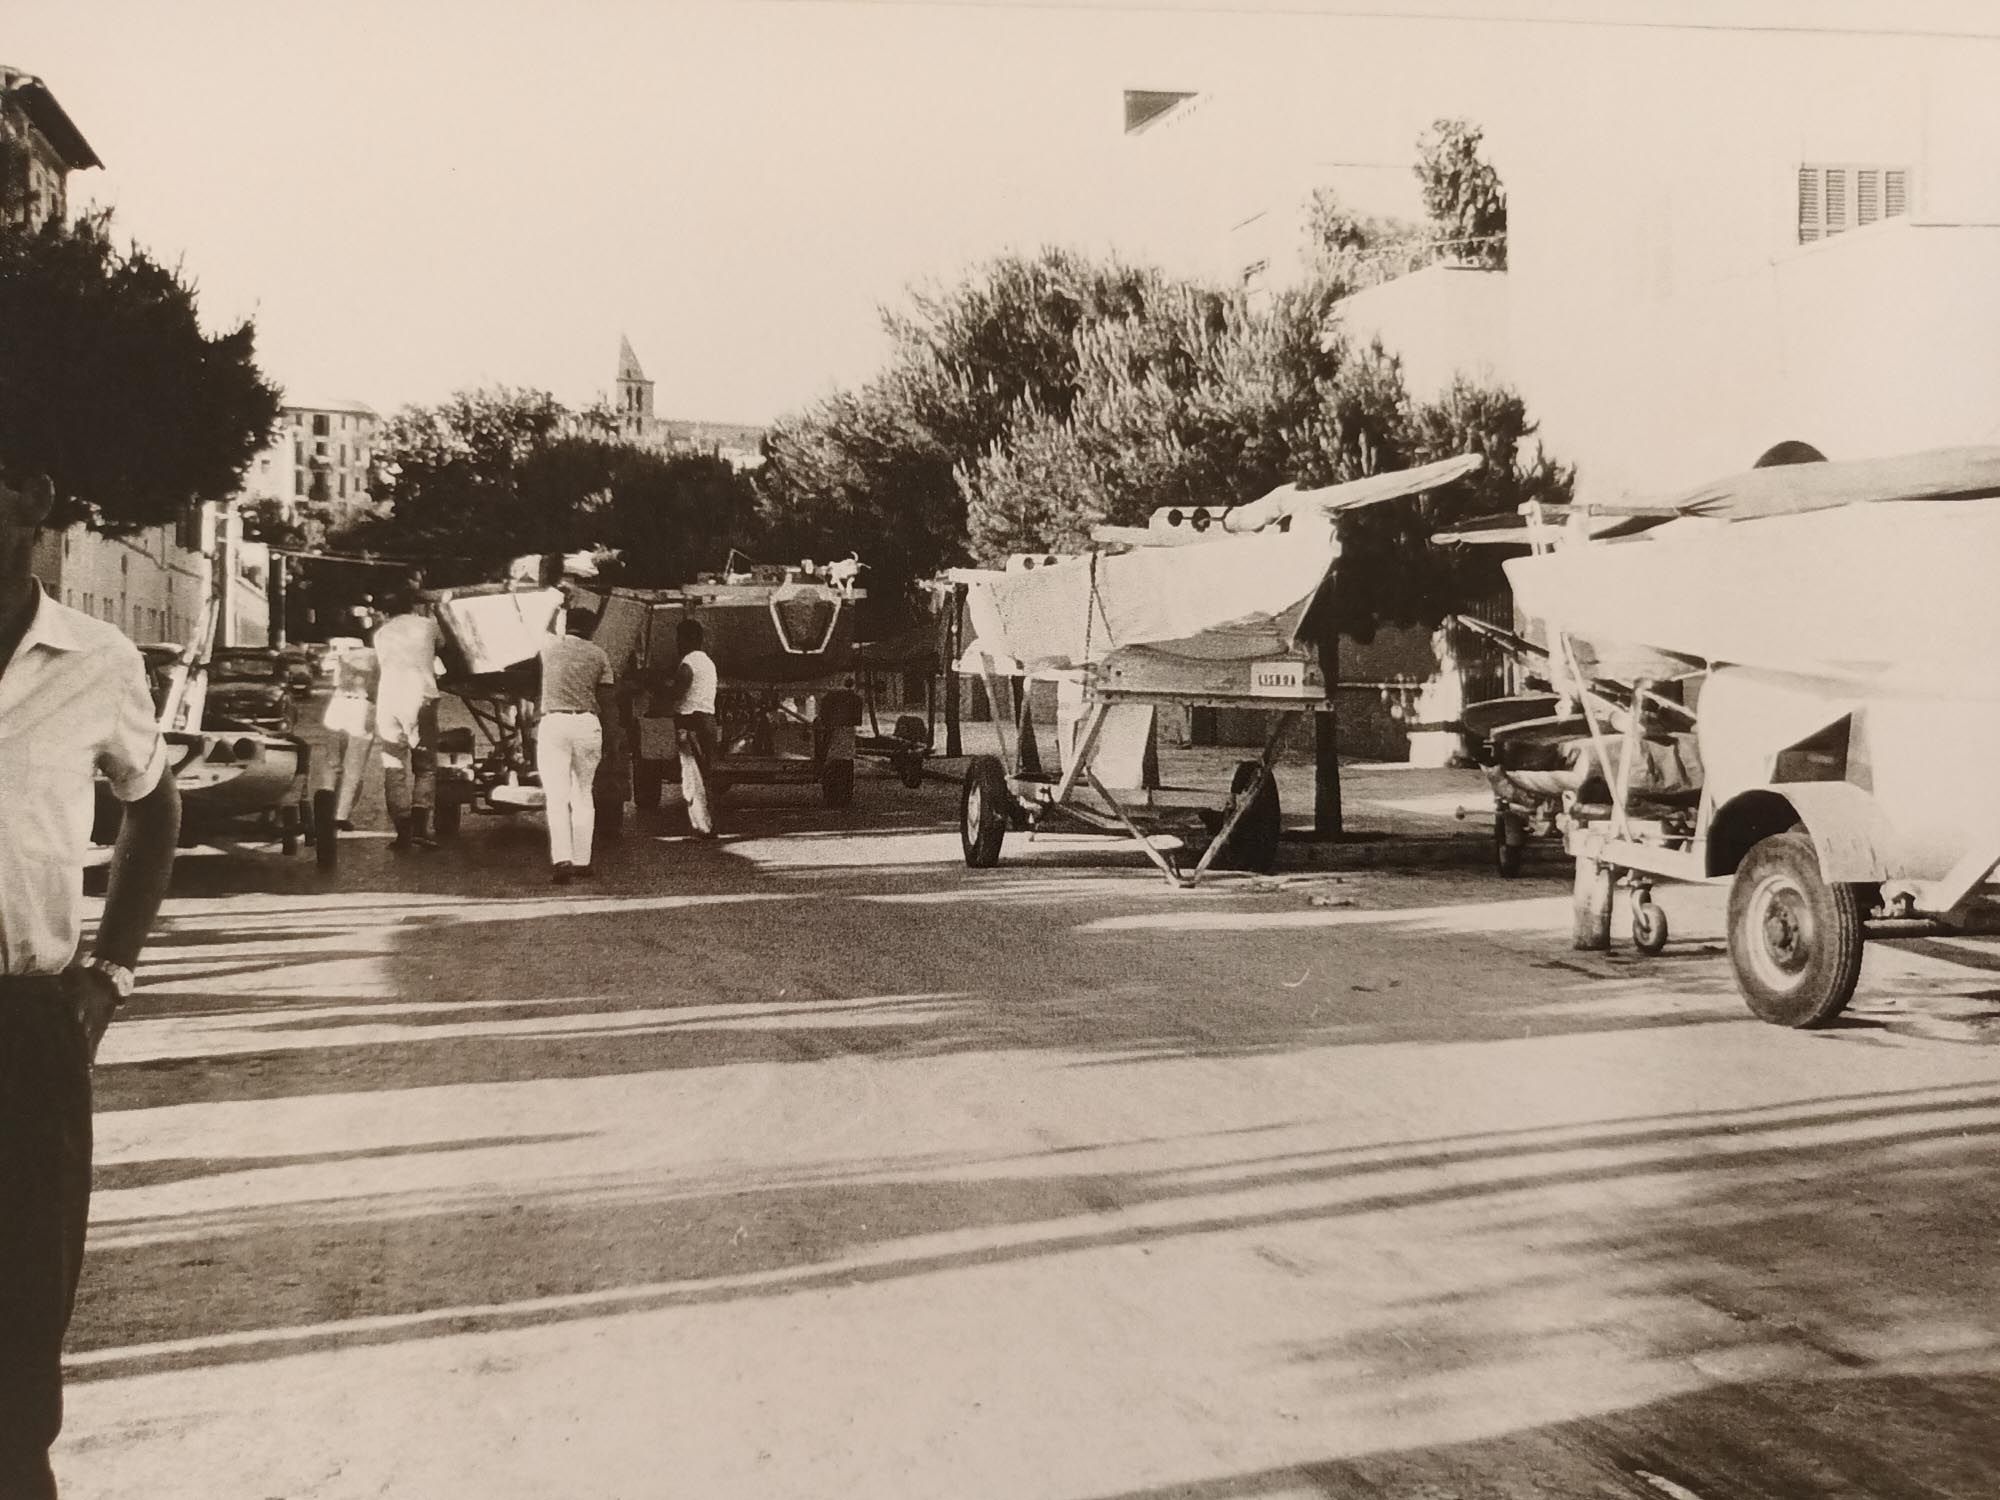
[6,63,269,647]
[242,399,380,510]
[1123,14,2000,499]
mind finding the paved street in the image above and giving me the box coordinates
[63,754,2000,1499]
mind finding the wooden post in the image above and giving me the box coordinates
[1572,855,1614,951]
[268,551,287,648]
[1314,628,1342,837]
[944,584,963,759]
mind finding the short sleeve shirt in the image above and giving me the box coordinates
[675,649,718,716]
[0,591,169,976]
[373,614,443,713]
[539,634,613,715]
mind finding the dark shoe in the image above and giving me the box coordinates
[572,864,594,879]
[690,829,718,841]
[335,819,356,832]
[551,862,574,885]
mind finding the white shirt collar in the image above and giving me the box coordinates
[16,586,89,655]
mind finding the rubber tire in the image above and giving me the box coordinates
[821,757,855,809]
[433,798,463,839]
[1727,830,1866,1028]
[897,756,925,790]
[313,789,339,872]
[961,755,1009,868]
[1213,761,1281,873]
[279,804,300,857]
[1632,898,1668,956]
[1495,813,1524,879]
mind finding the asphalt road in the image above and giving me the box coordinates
[62,753,2000,1499]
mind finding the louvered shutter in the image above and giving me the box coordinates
[1824,168,1849,235]
[1885,169,1908,217]
[1856,168,1881,226]
[1798,166,1822,242]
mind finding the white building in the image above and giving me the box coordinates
[242,398,380,510]
[1123,10,2000,498]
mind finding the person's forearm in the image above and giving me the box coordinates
[96,774,180,967]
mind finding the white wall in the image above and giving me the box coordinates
[1500,26,2000,497]
[1333,264,1509,398]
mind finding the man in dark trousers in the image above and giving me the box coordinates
[0,469,181,1498]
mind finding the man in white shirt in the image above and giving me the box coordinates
[659,617,719,838]
[371,591,445,850]
[535,606,615,883]
[0,469,180,1499]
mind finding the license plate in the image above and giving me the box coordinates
[1249,660,1306,697]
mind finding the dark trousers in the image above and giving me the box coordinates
[0,977,92,1500]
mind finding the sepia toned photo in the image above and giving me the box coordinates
[3,2,1998,1495]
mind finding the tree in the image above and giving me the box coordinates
[756,248,1187,604]
[1301,187,1431,290]
[337,386,761,588]
[0,213,280,531]
[1414,118,1507,270]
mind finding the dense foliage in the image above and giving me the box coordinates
[0,214,280,532]
[333,387,760,588]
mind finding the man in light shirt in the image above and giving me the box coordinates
[0,469,180,1499]
[659,617,719,839]
[536,606,615,883]
[371,589,445,851]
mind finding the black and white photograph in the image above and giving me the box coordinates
[4,1,1999,1495]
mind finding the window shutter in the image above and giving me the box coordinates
[1856,168,1881,226]
[1797,166,1822,242]
[1823,168,1849,235]
[1885,169,1908,218]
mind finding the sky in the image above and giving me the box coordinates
[11,0,1995,426]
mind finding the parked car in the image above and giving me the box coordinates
[206,647,300,733]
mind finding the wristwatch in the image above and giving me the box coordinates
[87,958,136,1001]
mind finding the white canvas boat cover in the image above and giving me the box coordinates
[955,455,1487,670]
[959,516,1340,670]
[1601,445,2000,535]
[1505,498,2000,698]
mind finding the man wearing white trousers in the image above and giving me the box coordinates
[536,606,615,884]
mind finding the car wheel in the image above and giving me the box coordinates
[1213,761,1281,872]
[1727,830,1866,1028]
[961,756,1010,868]
[1632,897,1668,955]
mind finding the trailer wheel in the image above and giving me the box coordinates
[961,755,1010,868]
[896,756,925,790]
[821,757,855,809]
[1495,812,1524,878]
[1631,896,1668,955]
[1727,830,1865,1028]
[312,789,339,871]
[279,803,301,857]
[1213,761,1281,872]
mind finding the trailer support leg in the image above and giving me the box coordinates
[1084,768,1189,888]
[1572,854,1615,951]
